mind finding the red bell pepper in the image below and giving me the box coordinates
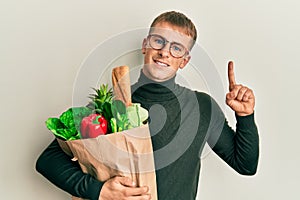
[80,113,108,138]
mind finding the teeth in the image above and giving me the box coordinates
[156,61,168,67]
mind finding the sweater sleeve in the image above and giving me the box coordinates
[206,97,259,175]
[35,139,104,200]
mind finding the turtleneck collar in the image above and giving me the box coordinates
[131,70,184,102]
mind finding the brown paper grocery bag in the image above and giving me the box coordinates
[57,124,157,200]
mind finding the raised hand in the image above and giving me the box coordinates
[99,176,151,200]
[226,61,255,116]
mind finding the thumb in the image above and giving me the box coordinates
[118,176,136,187]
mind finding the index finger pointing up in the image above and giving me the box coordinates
[228,61,236,91]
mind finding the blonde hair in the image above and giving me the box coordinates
[150,11,197,48]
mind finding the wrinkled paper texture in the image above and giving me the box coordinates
[57,124,157,200]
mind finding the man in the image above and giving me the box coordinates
[36,11,259,200]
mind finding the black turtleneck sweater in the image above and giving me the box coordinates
[36,72,259,200]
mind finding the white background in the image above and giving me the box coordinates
[1,0,299,199]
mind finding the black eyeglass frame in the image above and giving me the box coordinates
[146,34,190,58]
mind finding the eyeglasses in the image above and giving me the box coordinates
[146,34,189,58]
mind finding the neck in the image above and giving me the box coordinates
[131,70,183,102]
[133,70,176,88]
[142,68,176,83]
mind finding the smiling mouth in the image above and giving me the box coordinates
[154,60,169,67]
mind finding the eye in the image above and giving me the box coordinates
[154,38,164,45]
[172,44,184,52]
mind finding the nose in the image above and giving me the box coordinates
[158,43,171,57]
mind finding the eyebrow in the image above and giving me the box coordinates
[149,34,186,46]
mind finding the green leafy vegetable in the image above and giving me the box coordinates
[110,100,131,132]
[127,103,148,127]
[46,84,149,139]
[71,107,93,130]
[45,107,92,140]
[110,118,117,133]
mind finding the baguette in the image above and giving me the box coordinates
[112,66,132,107]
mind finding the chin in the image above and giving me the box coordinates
[143,64,174,82]
[151,73,173,82]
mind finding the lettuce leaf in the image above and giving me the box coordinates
[46,107,92,140]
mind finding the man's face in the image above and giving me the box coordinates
[141,22,193,82]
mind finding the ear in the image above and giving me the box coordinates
[179,55,191,69]
[141,38,147,54]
